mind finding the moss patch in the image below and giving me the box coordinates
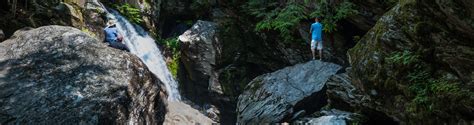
[385,50,474,121]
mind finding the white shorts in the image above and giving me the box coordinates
[311,40,323,50]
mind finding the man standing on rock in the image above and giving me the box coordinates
[310,17,323,60]
[104,19,130,52]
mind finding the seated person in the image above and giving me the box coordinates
[104,20,130,52]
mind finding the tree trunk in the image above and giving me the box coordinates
[12,0,17,17]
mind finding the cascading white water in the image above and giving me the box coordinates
[106,9,181,101]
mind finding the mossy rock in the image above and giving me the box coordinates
[348,0,474,124]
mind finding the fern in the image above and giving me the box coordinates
[112,3,143,24]
[156,37,180,78]
[386,50,474,119]
[254,3,307,42]
[310,1,358,32]
[244,0,357,42]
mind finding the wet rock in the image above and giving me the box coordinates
[178,20,222,103]
[107,0,160,36]
[294,109,361,125]
[164,101,215,125]
[237,61,342,124]
[0,26,167,124]
[204,104,221,122]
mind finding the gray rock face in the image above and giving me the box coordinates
[0,26,167,124]
[326,71,372,111]
[327,73,400,124]
[178,20,222,103]
[348,1,474,123]
[82,0,107,41]
[237,61,342,124]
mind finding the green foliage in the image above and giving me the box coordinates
[406,74,471,118]
[253,3,306,42]
[386,50,474,119]
[158,37,180,54]
[168,52,180,78]
[157,37,180,77]
[352,35,361,42]
[310,1,358,33]
[112,4,143,24]
[243,0,357,42]
[386,51,420,65]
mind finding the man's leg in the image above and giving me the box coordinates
[319,49,323,61]
[317,41,323,60]
[311,40,316,60]
[117,42,130,52]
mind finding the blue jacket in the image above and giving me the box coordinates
[104,26,118,43]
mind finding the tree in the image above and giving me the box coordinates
[244,0,357,44]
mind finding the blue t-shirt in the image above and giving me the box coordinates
[311,22,323,41]
[104,27,118,43]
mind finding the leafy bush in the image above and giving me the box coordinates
[168,52,180,78]
[157,37,180,78]
[310,1,358,33]
[243,0,357,42]
[253,3,306,42]
[112,4,143,24]
[158,37,180,54]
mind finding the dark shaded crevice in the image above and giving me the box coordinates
[360,109,399,125]
[208,92,237,125]
[338,20,367,47]
[160,18,192,38]
[281,86,329,122]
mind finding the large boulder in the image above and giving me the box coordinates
[178,20,222,103]
[348,0,474,124]
[237,61,342,124]
[325,71,398,124]
[326,71,372,112]
[0,26,167,124]
[178,20,236,123]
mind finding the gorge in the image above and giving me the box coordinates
[0,0,473,125]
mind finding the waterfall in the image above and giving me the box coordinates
[105,9,181,101]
